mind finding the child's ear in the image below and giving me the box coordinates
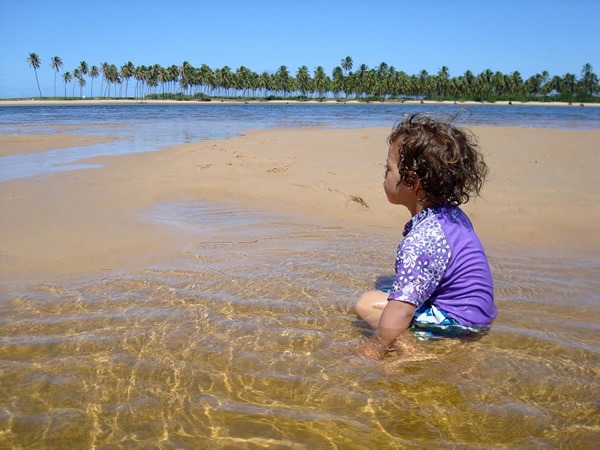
[414,176,429,200]
[408,174,422,192]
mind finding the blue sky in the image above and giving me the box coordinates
[1,0,598,98]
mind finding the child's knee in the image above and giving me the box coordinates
[353,290,388,316]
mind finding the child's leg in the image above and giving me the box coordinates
[353,290,389,329]
[354,291,422,358]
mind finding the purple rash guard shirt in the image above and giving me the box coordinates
[388,205,497,327]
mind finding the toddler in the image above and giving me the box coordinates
[354,113,497,359]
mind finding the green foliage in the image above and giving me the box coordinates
[23,53,600,103]
[193,92,211,101]
[362,95,385,102]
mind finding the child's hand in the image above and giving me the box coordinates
[351,339,389,361]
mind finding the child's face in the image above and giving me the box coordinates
[383,141,418,210]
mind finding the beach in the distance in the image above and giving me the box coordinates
[2,98,599,107]
[1,108,599,447]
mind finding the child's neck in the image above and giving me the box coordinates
[409,199,436,217]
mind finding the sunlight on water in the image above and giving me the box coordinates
[1,201,599,448]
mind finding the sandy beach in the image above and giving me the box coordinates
[1,124,599,281]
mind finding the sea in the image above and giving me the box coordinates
[0,103,599,448]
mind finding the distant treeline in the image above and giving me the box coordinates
[26,53,600,103]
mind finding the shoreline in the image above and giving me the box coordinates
[1,125,599,282]
[1,98,598,107]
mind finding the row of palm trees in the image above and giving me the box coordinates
[27,53,599,102]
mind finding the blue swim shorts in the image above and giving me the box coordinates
[376,276,489,339]
[410,302,490,339]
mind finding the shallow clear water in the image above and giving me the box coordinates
[1,201,598,448]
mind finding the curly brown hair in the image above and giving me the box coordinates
[387,113,488,206]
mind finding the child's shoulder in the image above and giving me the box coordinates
[432,205,473,230]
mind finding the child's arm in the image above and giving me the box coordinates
[355,300,416,359]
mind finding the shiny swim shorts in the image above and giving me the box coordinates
[376,276,489,339]
[410,302,490,339]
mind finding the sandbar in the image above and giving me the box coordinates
[1,125,599,281]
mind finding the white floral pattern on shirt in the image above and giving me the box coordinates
[388,207,452,307]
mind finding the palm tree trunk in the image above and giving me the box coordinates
[34,69,42,97]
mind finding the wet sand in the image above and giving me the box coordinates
[1,125,599,281]
[0,134,115,157]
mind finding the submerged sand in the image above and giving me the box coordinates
[0,134,116,156]
[1,125,599,281]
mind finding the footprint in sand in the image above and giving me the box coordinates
[267,166,289,173]
[347,195,369,208]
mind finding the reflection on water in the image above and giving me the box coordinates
[1,202,598,448]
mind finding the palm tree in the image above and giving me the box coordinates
[120,61,135,97]
[355,64,369,97]
[341,56,353,75]
[99,63,120,98]
[79,61,89,76]
[313,66,329,99]
[562,73,577,98]
[78,77,86,98]
[492,71,506,97]
[214,66,234,97]
[375,62,389,97]
[135,65,148,100]
[418,70,430,97]
[435,66,450,98]
[462,70,476,97]
[180,61,194,96]
[295,65,311,97]
[157,66,169,98]
[27,52,43,97]
[72,68,81,97]
[108,64,121,97]
[147,65,160,96]
[548,75,563,97]
[580,63,599,96]
[167,65,180,95]
[50,56,63,98]
[100,62,110,97]
[62,71,72,99]
[89,66,99,98]
[510,71,524,97]
[77,61,89,97]
[274,65,292,97]
[195,64,212,95]
[525,73,543,97]
[235,65,253,97]
[331,66,344,98]
[258,71,273,97]
[476,69,494,100]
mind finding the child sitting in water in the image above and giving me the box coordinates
[354,113,497,359]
